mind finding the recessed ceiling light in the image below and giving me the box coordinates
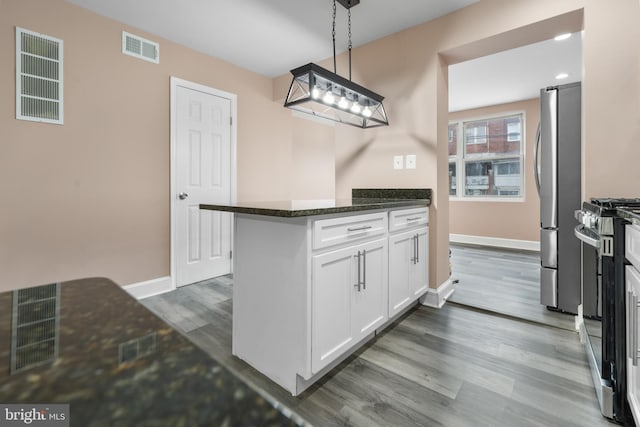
[554,33,572,41]
[556,73,569,80]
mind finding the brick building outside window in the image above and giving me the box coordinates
[449,113,524,198]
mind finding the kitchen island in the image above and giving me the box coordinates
[200,189,431,396]
[0,277,303,426]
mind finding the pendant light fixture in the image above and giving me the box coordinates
[284,0,389,128]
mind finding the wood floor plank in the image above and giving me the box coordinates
[140,261,609,426]
[448,244,576,330]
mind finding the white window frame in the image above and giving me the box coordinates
[15,27,64,125]
[449,111,525,202]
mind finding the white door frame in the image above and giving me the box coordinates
[170,76,237,289]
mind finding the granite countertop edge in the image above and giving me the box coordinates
[200,188,432,218]
[200,198,430,218]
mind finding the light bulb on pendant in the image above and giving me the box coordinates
[338,96,349,109]
[311,86,320,99]
[362,106,372,117]
[323,91,335,105]
[350,102,361,114]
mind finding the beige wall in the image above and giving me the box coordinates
[320,1,587,289]
[2,0,639,293]
[0,0,320,291]
[582,0,640,199]
[318,0,639,289]
[448,98,540,242]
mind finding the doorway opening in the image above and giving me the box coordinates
[444,24,583,329]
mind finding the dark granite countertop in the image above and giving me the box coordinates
[200,189,432,218]
[0,278,304,426]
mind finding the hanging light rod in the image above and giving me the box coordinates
[283,0,388,129]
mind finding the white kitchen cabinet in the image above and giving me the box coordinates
[231,203,429,396]
[312,238,387,374]
[388,208,429,317]
[627,222,640,425]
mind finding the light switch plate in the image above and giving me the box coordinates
[406,154,416,169]
[393,155,404,170]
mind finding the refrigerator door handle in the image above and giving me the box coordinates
[534,122,541,196]
[540,88,558,229]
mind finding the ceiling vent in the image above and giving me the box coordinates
[122,31,159,64]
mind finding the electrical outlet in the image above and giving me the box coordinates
[393,155,404,170]
[406,154,417,169]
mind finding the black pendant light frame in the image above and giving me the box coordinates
[283,0,388,129]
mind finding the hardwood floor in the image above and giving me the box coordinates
[448,244,577,331]
[141,275,611,427]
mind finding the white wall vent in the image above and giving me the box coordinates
[122,31,159,64]
[16,27,63,124]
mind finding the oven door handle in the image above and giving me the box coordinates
[574,224,600,249]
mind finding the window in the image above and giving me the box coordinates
[448,124,458,196]
[16,27,63,124]
[449,112,524,199]
[507,121,521,142]
[465,124,487,145]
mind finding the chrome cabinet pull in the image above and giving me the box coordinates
[634,293,639,366]
[411,234,419,264]
[354,251,361,291]
[416,233,419,263]
[348,225,373,232]
[627,291,633,359]
[353,250,367,291]
[413,235,417,264]
[362,249,366,290]
[406,217,422,222]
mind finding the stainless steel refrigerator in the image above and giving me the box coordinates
[535,82,581,314]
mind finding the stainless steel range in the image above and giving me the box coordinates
[575,198,640,425]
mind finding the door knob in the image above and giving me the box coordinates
[178,192,189,200]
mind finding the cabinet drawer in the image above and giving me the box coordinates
[389,207,428,233]
[313,212,387,250]
[627,223,640,271]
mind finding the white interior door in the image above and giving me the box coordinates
[174,82,233,287]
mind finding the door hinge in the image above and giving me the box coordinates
[230,116,232,125]
[229,250,233,259]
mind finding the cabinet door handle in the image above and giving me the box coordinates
[627,291,633,359]
[348,225,373,232]
[354,251,361,292]
[412,234,419,264]
[631,292,638,366]
[406,217,422,222]
[416,233,419,263]
[412,235,416,264]
[362,249,366,290]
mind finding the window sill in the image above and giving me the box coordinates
[449,196,525,203]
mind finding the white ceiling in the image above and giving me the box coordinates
[448,32,583,112]
[66,0,582,112]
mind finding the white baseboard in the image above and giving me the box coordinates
[123,276,173,300]
[450,234,540,252]
[420,278,456,309]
